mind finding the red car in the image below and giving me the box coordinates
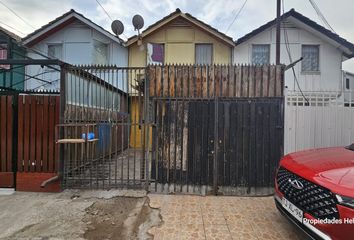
[275,144,354,240]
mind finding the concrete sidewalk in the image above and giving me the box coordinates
[148,194,308,240]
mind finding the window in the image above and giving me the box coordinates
[147,43,164,64]
[0,44,9,69]
[252,44,270,65]
[346,78,350,90]
[93,40,108,65]
[48,44,63,59]
[302,45,319,72]
[195,44,213,65]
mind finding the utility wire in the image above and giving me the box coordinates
[94,0,128,40]
[0,20,26,35]
[308,0,335,33]
[281,0,309,105]
[95,0,113,21]
[0,0,35,29]
[225,0,248,34]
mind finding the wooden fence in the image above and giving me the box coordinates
[148,65,284,98]
[0,95,14,187]
[0,94,60,191]
[17,95,60,173]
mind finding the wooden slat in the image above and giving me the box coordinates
[0,96,6,172]
[155,66,162,97]
[269,65,276,97]
[35,96,43,172]
[163,66,169,97]
[182,66,188,97]
[229,66,235,97]
[30,96,36,172]
[276,65,283,96]
[221,65,228,97]
[148,66,156,97]
[214,65,221,97]
[208,65,214,97]
[202,66,207,98]
[248,65,255,97]
[235,65,242,97]
[6,96,12,172]
[17,95,24,172]
[241,65,249,97]
[48,96,55,172]
[23,96,30,172]
[262,65,269,97]
[196,66,202,97]
[54,96,60,172]
[255,66,263,97]
[175,66,182,97]
[188,65,194,97]
[42,96,49,172]
[168,65,175,97]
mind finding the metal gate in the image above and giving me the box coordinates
[59,64,284,195]
[59,66,151,189]
[148,65,284,195]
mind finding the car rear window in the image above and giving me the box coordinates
[346,143,354,151]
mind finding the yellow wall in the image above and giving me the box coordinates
[128,21,233,148]
[128,24,232,67]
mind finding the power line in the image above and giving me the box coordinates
[0,20,26,35]
[95,0,113,21]
[94,0,128,40]
[281,0,309,105]
[225,0,248,34]
[0,0,35,29]
[308,0,335,33]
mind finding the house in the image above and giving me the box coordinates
[22,9,128,91]
[126,8,235,148]
[0,26,26,90]
[126,8,234,67]
[233,9,354,93]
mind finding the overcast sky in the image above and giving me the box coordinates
[1,0,354,71]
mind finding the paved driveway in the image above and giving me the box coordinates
[148,194,308,240]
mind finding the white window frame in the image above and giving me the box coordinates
[251,44,270,65]
[301,45,320,73]
[195,43,213,65]
[92,40,109,65]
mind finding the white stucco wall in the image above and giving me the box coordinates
[25,20,128,91]
[233,24,344,92]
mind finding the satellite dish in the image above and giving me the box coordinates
[111,20,124,36]
[132,14,144,31]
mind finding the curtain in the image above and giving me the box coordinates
[302,45,319,71]
[195,44,212,65]
[93,40,108,65]
[252,44,270,65]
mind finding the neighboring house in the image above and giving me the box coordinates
[126,8,234,67]
[343,71,354,104]
[126,8,234,148]
[0,26,26,90]
[22,9,128,91]
[233,9,354,93]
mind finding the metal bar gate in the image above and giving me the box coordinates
[59,64,284,196]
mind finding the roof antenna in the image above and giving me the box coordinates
[132,14,144,47]
[111,20,124,45]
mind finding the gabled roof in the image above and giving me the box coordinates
[22,9,123,46]
[235,9,354,58]
[126,8,234,47]
[0,26,21,42]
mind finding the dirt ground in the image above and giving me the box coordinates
[0,189,161,240]
[83,197,160,240]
